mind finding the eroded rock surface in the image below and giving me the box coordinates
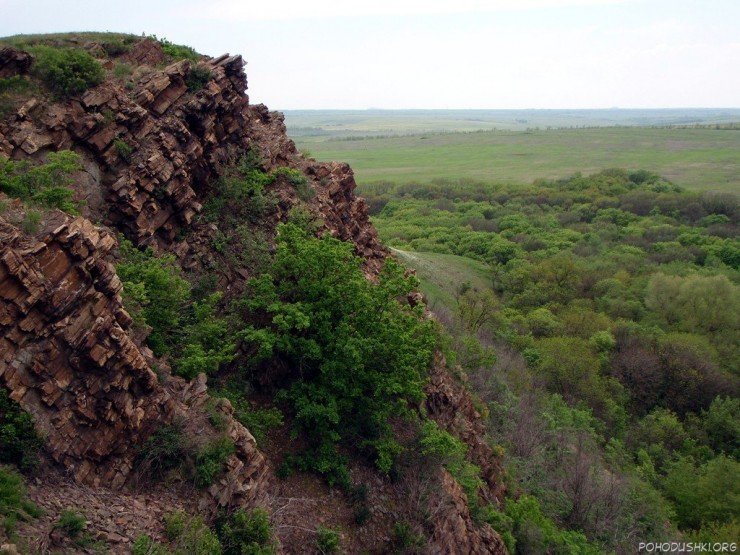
[0,208,268,511]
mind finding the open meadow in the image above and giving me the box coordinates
[295,126,740,192]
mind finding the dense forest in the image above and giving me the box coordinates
[363,169,739,551]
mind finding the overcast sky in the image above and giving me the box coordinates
[1,0,738,109]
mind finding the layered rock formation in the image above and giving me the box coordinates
[0,204,268,511]
[0,41,386,274]
[0,37,505,552]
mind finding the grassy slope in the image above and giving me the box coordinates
[298,127,740,191]
[391,248,493,313]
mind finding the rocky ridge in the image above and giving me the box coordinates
[0,37,505,553]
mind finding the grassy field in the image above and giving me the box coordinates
[296,127,740,192]
[285,108,740,136]
[391,248,493,313]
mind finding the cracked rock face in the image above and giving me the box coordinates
[0,41,505,552]
[0,49,387,273]
[0,207,268,510]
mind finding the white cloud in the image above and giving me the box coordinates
[190,0,635,21]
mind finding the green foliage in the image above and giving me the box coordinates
[0,150,81,213]
[236,223,435,481]
[504,496,601,554]
[390,522,425,553]
[419,420,484,512]
[21,209,42,233]
[194,437,235,488]
[175,293,235,380]
[30,46,104,96]
[117,242,235,378]
[213,388,283,446]
[315,526,340,554]
[185,65,212,92]
[158,38,200,61]
[699,396,740,457]
[135,423,188,481]
[114,138,134,162]
[113,62,133,79]
[132,534,173,555]
[0,466,41,539]
[101,40,130,57]
[662,455,740,530]
[645,272,739,333]
[117,239,191,356]
[271,167,313,201]
[0,388,43,472]
[164,511,223,554]
[203,154,277,227]
[217,508,274,555]
[0,75,34,117]
[368,168,740,549]
[55,509,86,538]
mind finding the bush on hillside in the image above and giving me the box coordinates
[0,150,81,213]
[30,46,104,96]
[0,389,43,472]
[235,223,435,484]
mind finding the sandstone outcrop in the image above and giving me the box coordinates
[0,38,505,553]
[0,206,269,511]
[0,47,33,78]
[426,353,507,506]
[0,48,386,274]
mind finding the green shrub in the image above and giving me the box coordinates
[0,466,41,538]
[271,167,313,201]
[135,423,188,480]
[194,437,235,488]
[391,522,424,552]
[54,509,86,538]
[0,388,43,472]
[0,76,32,95]
[101,40,130,57]
[164,511,222,554]
[30,46,104,96]
[662,455,740,530]
[217,508,274,555]
[418,420,483,512]
[113,62,133,79]
[117,239,191,356]
[21,209,40,234]
[213,389,283,446]
[114,138,134,162]
[0,150,81,213]
[174,293,235,380]
[315,526,340,554]
[186,65,212,92]
[203,155,277,226]
[132,534,172,555]
[504,496,600,554]
[236,223,435,482]
[158,39,200,62]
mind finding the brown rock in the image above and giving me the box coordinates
[0,47,33,78]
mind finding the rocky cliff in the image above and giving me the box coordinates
[0,37,505,553]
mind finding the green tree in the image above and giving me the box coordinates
[236,224,435,481]
[662,455,740,530]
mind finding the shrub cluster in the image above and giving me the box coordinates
[0,150,81,214]
[235,223,435,485]
[0,389,43,473]
[30,46,104,97]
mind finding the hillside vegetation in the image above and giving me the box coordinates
[372,168,739,551]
